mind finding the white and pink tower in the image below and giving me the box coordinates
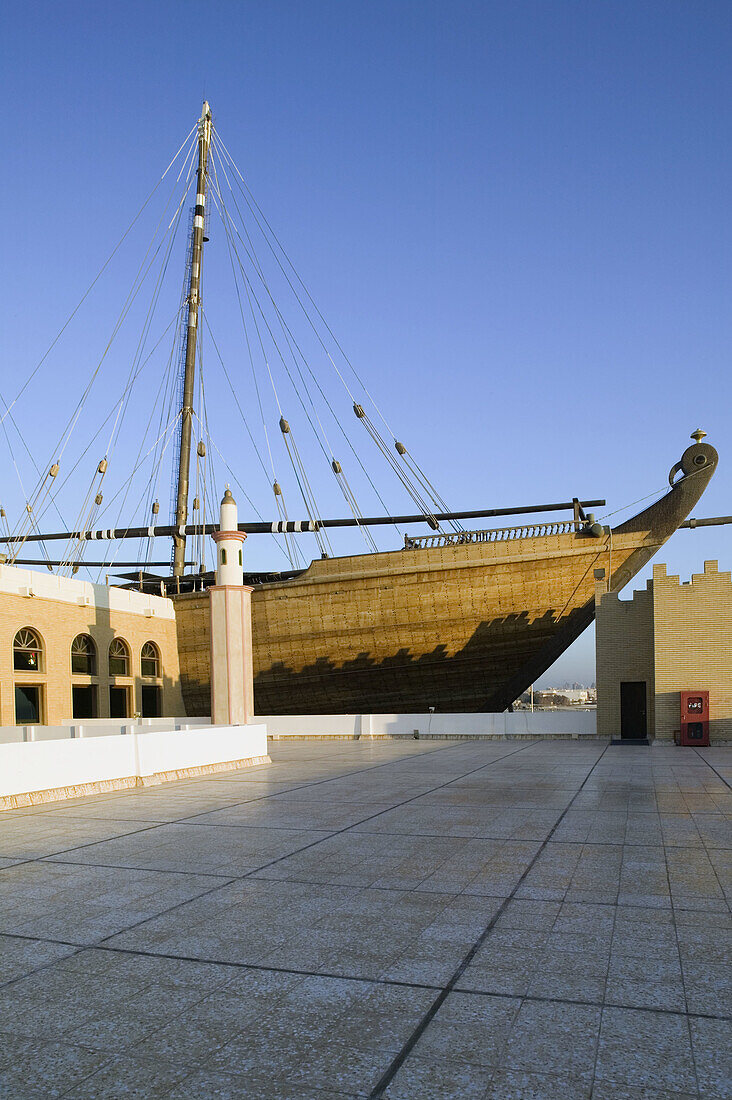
[209,488,254,725]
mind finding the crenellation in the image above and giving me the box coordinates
[597,558,732,742]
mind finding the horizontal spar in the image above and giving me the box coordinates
[5,560,196,568]
[680,515,732,529]
[315,500,607,529]
[0,499,606,545]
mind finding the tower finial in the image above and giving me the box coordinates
[213,484,245,586]
[691,428,707,444]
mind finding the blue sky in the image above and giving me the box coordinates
[2,1,731,684]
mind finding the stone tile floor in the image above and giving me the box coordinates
[0,738,730,1098]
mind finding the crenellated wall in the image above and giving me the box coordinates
[596,584,655,739]
[596,560,732,741]
[652,561,732,741]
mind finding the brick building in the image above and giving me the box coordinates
[596,560,732,742]
[0,565,185,726]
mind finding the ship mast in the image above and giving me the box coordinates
[172,101,212,578]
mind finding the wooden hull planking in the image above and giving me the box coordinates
[173,440,718,714]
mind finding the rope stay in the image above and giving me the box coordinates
[5,109,464,577]
[1,125,199,428]
[213,134,447,462]
[278,417,332,558]
[0,390,69,534]
[352,404,441,530]
[201,311,308,566]
[210,149,397,546]
[210,131,453,535]
[210,207,298,566]
[38,162,196,575]
[210,173,332,556]
[34,139,197,477]
[209,176,318,564]
[191,418,297,568]
[7,138,199,563]
[58,459,108,576]
[27,308,182,542]
[93,411,185,585]
[208,148,381,550]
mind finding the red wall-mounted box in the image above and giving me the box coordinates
[677,691,710,746]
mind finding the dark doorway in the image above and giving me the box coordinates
[141,685,161,718]
[73,685,97,719]
[15,684,41,723]
[620,681,647,740]
[109,686,129,719]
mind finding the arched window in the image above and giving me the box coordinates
[221,548,227,565]
[108,638,131,676]
[13,628,43,672]
[71,634,97,675]
[141,641,161,678]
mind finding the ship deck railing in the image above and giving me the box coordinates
[404,521,578,550]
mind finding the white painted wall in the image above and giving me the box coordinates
[0,716,213,746]
[2,711,597,747]
[0,563,175,618]
[135,725,265,777]
[259,714,363,738]
[260,711,597,739]
[0,723,268,801]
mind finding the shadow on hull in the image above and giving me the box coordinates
[174,438,718,715]
[253,610,562,714]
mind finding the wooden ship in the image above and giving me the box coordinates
[170,434,718,714]
[1,103,723,713]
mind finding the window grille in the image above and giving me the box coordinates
[109,637,131,676]
[13,628,43,672]
[141,641,161,678]
[71,634,97,675]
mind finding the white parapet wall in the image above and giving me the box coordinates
[0,717,214,745]
[0,562,175,618]
[0,722,269,809]
[259,711,597,740]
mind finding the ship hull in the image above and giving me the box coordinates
[173,441,717,714]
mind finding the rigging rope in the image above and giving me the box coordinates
[210,182,306,566]
[210,172,380,557]
[213,130,445,480]
[213,188,328,557]
[2,126,198,426]
[13,144,199,569]
[0,392,69,532]
[11,150,199,561]
[278,418,332,557]
[209,150,380,550]
[353,404,440,529]
[201,312,309,566]
[598,485,669,523]
[191,415,298,568]
[211,136,446,536]
[10,115,463,577]
[104,162,195,460]
[94,412,184,584]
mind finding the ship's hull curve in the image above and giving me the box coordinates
[173,444,717,714]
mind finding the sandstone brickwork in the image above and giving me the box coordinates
[174,524,668,715]
[172,590,211,716]
[596,584,655,739]
[597,560,732,742]
[0,567,185,725]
